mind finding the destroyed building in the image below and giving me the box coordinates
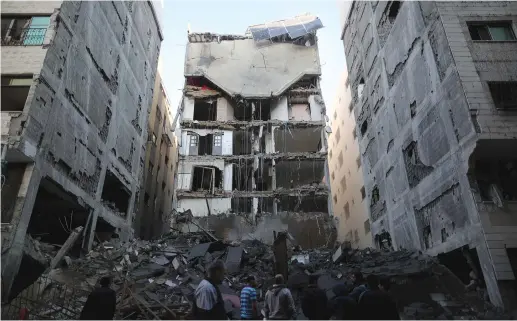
[342,0,517,310]
[1,1,162,300]
[173,15,336,249]
[328,71,372,248]
[134,72,178,240]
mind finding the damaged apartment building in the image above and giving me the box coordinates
[174,15,336,248]
[1,1,162,300]
[134,72,177,240]
[342,0,517,309]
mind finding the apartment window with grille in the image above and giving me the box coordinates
[488,82,517,110]
[338,151,344,167]
[364,219,371,234]
[214,134,222,147]
[335,128,341,143]
[1,76,33,111]
[190,134,198,146]
[360,186,366,200]
[468,22,516,41]
[1,16,50,46]
[341,175,347,190]
[344,202,350,219]
[356,156,361,168]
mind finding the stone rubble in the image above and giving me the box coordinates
[2,231,509,320]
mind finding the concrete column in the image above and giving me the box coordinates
[1,163,40,300]
[82,208,98,251]
[476,241,504,307]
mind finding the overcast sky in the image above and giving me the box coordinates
[159,0,352,118]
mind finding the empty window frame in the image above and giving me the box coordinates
[488,82,517,110]
[341,175,347,190]
[193,99,217,121]
[1,16,50,46]
[335,128,341,143]
[364,219,371,233]
[468,22,516,41]
[1,76,32,111]
[388,1,401,23]
[192,166,222,193]
[360,186,366,200]
[214,134,222,147]
[357,78,365,99]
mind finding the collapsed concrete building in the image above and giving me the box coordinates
[1,1,162,300]
[134,72,178,240]
[173,15,336,249]
[342,0,517,310]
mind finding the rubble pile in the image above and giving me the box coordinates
[3,231,509,320]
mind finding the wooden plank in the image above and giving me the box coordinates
[49,226,84,269]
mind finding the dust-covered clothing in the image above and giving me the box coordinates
[264,284,295,320]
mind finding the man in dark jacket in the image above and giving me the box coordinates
[80,276,116,320]
[348,271,368,302]
[193,259,228,320]
[301,274,328,320]
[264,274,295,320]
[358,275,399,320]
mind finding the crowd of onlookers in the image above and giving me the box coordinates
[192,259,400,320]
[76,259,400,320]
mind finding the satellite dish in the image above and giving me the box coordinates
[325,126,332,134]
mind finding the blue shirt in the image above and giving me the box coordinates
[240,286,257,318]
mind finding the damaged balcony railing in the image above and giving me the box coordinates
[1,274,90,320]
[1,28,47,46]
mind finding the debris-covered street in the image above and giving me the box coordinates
[1,226,510,320]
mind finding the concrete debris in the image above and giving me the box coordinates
[2,234,510,320]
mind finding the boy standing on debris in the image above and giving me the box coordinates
[264,274,295,320]
[240,275,259,320]
[79,276,116,320]
[193,259,228,320]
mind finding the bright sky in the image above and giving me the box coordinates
[159,0,352,118]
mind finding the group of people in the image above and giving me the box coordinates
[193,259,400,320]
[77,259,399,320]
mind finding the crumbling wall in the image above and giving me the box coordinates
[343,1,480,256]
[185,39,321,98]
[187,212,336,249]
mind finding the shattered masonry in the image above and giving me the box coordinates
[1,1,162,301]
[342,0,517,311]
[173,14,337,249]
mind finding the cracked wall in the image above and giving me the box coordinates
[343,0,517,308]
[1,0,162,298]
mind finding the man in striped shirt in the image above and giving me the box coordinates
[240,276,258,320]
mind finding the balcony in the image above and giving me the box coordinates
[1,27,47,46]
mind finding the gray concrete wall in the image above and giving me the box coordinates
[2,0,162,298]
[341,1,517,307]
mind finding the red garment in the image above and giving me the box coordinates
[19,308,29,320]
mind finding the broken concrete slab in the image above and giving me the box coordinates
[225,246,243,274]
[131,263,166,280]
[151,255,170,266]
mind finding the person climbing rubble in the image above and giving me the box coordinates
[193,259,228,320]
[240,275,259,320]
[79,276,116,320]
[264,274,296,320]
[301,274,329,320]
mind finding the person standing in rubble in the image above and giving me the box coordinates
[79,276,116,320]
[193,259,228,320]
[301,274,329,320]
[348,271,368,302]
[357,275,399,320]
[264,274,295,320]
[240,275,259,320]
